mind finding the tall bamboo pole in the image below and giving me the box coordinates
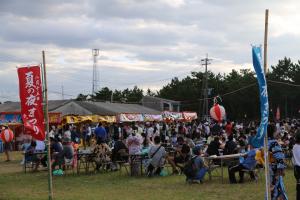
[263,9,271,200]
[42,51,53,200]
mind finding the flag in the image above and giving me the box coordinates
[18,66,45,140]
[251,46,269,148]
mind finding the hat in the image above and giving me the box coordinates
[192,145,202,155]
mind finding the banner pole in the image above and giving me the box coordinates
[42,50,53,200]
[263,9,271,200]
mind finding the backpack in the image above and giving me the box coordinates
[183,156,198,178]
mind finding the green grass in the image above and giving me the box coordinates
[0,152,296,200]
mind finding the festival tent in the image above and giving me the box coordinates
[0,100,67,148]
[0,100,66,126]
[50,100,161,123]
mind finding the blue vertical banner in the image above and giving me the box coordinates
[251,45,269,148]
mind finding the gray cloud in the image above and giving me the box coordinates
[0,0,299,102]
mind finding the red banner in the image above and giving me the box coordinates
[18,66,45,140]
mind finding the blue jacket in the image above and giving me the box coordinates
[241,149,257,170]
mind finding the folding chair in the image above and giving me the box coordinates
[241,168,259,183]
[115,149,130,175]
[206,158,221,181]
[63,157,75,175]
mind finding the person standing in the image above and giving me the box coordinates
[2,126,13,162]
[293,130,300,200]
[86,124,92,147]
[94,123,107,142]
[268,123,288,200]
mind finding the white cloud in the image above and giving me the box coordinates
[0,0,300,102]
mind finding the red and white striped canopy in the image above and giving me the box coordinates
[210,104,226,122]
[0,128,14,143]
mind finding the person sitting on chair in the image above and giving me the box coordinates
[228,144,257,184]
[224,135,238,155]
[147,136,166,177]
[52,135,74,171]
[25,141,39,170]
[111,134,128,170]
[93,137,111,171]
[167,140,191,174]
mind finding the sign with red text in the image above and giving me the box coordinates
[182,112,198,121]
[18,66,45,140]
[118,113,144,122]
[143,114,163,122]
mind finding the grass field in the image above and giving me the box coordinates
[0,152,296,200]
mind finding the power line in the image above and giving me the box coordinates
[40,78,300,102]
[122,82,257,105]
[268,80,300,87]
[48,90,74,97]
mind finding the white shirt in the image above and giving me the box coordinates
[155,124,160,135]
[293,144,300,166]
[147,127,154,138]
[36,140,45,151]
[205,125,210,135]
[87,127,92,136]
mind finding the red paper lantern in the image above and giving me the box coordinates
[210,104,226,122]
[0,128,14,143]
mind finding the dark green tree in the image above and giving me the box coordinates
[93,87,112,101]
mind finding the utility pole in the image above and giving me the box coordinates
[200,54,212,120]
[92,49,99,95]
[61,84,64,100]
[111,90,113,103]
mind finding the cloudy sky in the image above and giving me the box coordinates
[0,0,300,102]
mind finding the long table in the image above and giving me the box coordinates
[23,151,47,173]
[205,153,246,183]
[76,152,97,174]
[129,154,148,176]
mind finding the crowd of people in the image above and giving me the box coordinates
[6,118,300,198]
[18,119,299,177]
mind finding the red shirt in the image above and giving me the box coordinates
[225,123,232,136]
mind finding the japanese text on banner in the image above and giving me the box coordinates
[18,66,45,140]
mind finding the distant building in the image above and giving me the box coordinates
[141,96,180,112]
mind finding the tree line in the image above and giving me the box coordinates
[76,57,300,120]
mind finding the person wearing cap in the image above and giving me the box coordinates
[184,145,207,184]
[52,134,74,171]
[293,129,300,200]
